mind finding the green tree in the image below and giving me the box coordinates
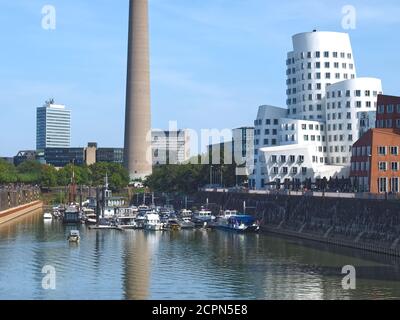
[0,159,18,184]
[40,165,58,187]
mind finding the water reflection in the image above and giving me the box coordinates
[1,211,400,300]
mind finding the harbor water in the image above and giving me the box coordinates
[1,209,400,300]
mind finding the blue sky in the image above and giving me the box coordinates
[1,0,400,156]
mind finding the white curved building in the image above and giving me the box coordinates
[286,31,356,121]
[325,78,383,165]
[250,31,383,190]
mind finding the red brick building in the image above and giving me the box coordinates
[351,128,400,193]
[376,94,400,129]
[351,93,400,193]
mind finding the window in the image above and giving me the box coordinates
[325,62,330,68]
[292,167,298,174]
[315,51,320,58]
[265,129,270,135]
[392,178,399,193]
[391,146,398,155]
[378,105,385,114]
[282,167,288,174]
[263,139,269,145]
[280,155,286,163]
[388,105,394,113]
[302,167,307,175]
[272,139,277,145]
[304,135,309,141]
[325,73,331,79]
[333,52,338,58]
[378,146,387,155]
[392,162,399,171]
[274,119,279,125]
[298,155,305,163]
[271,155,277,163]
[355,90,361,97]
[334,62,339,68]
[272,129,277,135]
[273,167,278,174]
[324,51,329,58]
[266,119,271,125]
[289,155,295,163]
[379,162,387,171]
[379,177,387,193]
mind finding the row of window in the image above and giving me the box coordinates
[377,146,399,156]
[376,119,400,129]
[328,134,353,142]
[303,135,325,142]
[286,52,352,65]
[254,119,279,126]
[378,177,400,193]
[286,73,356,85]
[327,123,353,131]
[378,161,400,172]
[351,161,370,172]
[352,146,372,157]
[377,104,400,114]
[286,62,354,75]
[270,155,304,163]
[330,145,352,153]
[270,166,308,175]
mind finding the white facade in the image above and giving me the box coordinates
[36,102,71,150]
[287,31,356,121]
[325,78,382,165]
[250,31,383,190]
[152,130,190,165]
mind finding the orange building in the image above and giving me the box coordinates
[351,128,400,193]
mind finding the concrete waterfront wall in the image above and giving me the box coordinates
[0,200,43,225]
[196,191,400,257]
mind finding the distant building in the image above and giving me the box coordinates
[13,150,43,166]
[206,127,255,176]
[36,101,71,150]
[96,148,124,164]
[44,148,85,167]
[152,130,190,165]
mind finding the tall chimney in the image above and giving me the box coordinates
[124,0,152,180]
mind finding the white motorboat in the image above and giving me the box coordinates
[144,213,163,231]
[43,212,53,220]
[67,230,80,243]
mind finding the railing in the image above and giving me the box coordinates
[0,185,41,212]
[200,188,399,201]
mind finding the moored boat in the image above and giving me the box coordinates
[43,212,53,220]
[144,212,163,231]
[67,230,80,243]
[216,215,260,233]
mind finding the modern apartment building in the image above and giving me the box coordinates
[36,101,71,150]
[250,31,383,189]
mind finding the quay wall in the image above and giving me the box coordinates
[0,201,43,225]
[196,191,400,257]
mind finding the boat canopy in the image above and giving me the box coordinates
[69,230,80,236]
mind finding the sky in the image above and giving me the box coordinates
[1,0,400,156]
